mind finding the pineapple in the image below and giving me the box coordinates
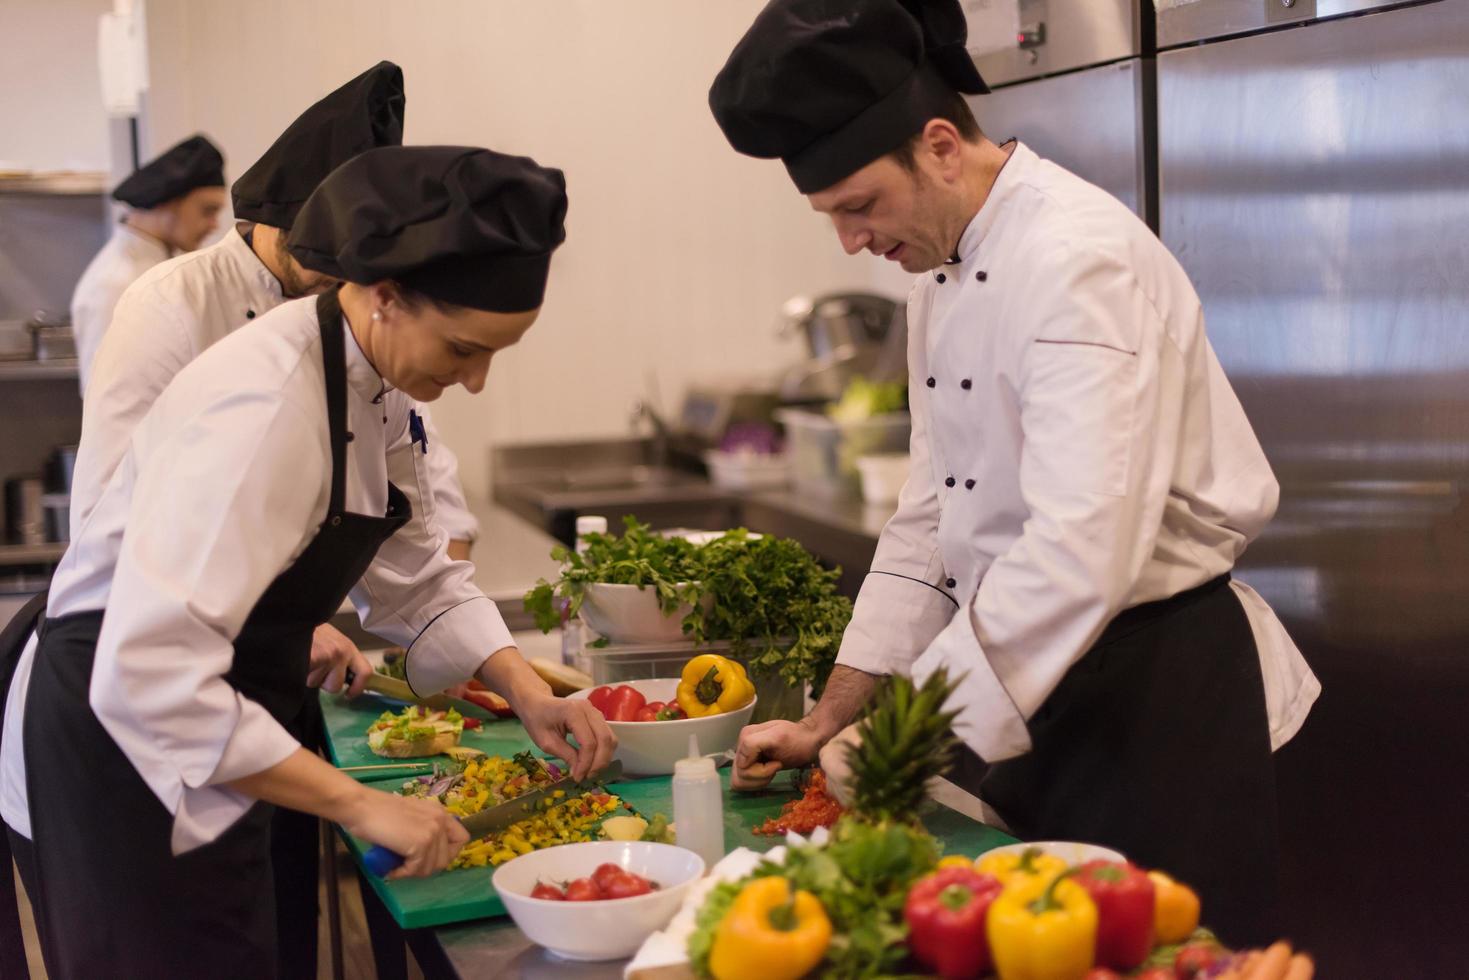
[841,668,962,824]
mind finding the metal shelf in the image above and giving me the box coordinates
[0,173,107,196]
[0,542,65,567]
[0,359,79,381]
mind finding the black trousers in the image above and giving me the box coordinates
[948,575,1280,948]
[274,696,324,980]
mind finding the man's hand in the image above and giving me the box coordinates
[308,623,372,697]
[731,665,882,792]
[732,717,827,791]
[515,691,617,781]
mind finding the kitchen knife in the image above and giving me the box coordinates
[361,672,486,717]
[362,760,625,877]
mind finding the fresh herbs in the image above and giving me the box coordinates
[524,518,852,696]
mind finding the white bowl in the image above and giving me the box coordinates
[493,840,705,961]
[579,582,709,644]
[982,840,1128,866]
[569,677,756,776]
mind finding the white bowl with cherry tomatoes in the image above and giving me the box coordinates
[568,677,757,776]
[491,840,706,961]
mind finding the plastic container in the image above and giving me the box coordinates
[672,734,725,870]
[776,408,911,499]
[40,493,69,543]
[855,452,911,506]
[702,449,791,491]
[560,515,608,666]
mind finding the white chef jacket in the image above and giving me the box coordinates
[71,223,173,393]
[837,143,1320,763]
[73,225,479,543]
[0,297,514,851]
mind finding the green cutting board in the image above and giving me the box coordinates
[320,690,545,781]
[342,766,1016,930]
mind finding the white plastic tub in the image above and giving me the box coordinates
[776,408,911,498]
[702,449,791,491]
[855,452,911,506]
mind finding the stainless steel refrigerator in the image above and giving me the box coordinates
[1157,0,1469,972]
[969,0,1154,223]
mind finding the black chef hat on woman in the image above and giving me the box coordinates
[231,60,406,230]
[286,145,568,313]
[111,134,225,209]
[709,0,988,194]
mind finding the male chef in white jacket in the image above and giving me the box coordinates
[713,0,1320,944]
[71,135,226,392]
[65,62,473,980]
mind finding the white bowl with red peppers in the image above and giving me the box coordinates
[568,677,756,776]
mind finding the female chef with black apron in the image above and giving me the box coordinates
[0,144,614,978]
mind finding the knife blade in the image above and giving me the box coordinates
[361,760,626,877]
[361,672,485,717]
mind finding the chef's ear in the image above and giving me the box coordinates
[366,280,407,319]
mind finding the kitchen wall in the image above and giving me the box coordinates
[141,0,915,501]
[0,0,113,172]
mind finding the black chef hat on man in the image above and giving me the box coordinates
[710,0,988,194]
[232,60,406,230]
[286,146,568,313]
[111,135,225,209]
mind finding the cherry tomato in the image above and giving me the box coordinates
[602,871,654,900]
[529,881,564,901]
[634,701,664,722]
[564,877,602,902]
[591,862,625,893]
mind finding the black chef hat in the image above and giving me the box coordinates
[231,60,406,230]
[709,0,988,194]
[286,146,568,313]
[111,135,225,209]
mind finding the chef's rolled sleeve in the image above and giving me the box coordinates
[837,287,957,675]
[353,428,511,694]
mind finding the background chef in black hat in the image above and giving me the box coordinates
[0,143,612,977]
[714,0,1319,946]
[48,61,483,978]
[71,134,226,391]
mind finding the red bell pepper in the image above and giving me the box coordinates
[603,685,646,721]
[1073,860,1155,971]
[904,865,1005,979]
[586,685,616,716]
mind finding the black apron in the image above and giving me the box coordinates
[17,290,409,979]
[948,573,1280,948]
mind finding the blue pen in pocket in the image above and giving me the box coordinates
[408,409,429,454]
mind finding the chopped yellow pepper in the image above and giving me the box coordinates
[987,870,1098,980]
[708,876,831,980]
[676,654,755,718]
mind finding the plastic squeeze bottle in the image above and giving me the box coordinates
[672,734,725,870]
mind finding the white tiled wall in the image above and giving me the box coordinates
[139,0,914,500]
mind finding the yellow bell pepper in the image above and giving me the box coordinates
[938,854,976,871]
[978,846,1069,886]
[987,870,1098,980]
[677,654,755,718]
[1146,871,1200,944]
[708,876,832,980]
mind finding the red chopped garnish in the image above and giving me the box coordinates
[752,769,844,836]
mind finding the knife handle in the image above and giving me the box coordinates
[363,844,406,877]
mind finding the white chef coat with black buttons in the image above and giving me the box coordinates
[73,224,479,544]
[71,223,173,393]
[837,143,1320,763]
[0,295,513,849]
